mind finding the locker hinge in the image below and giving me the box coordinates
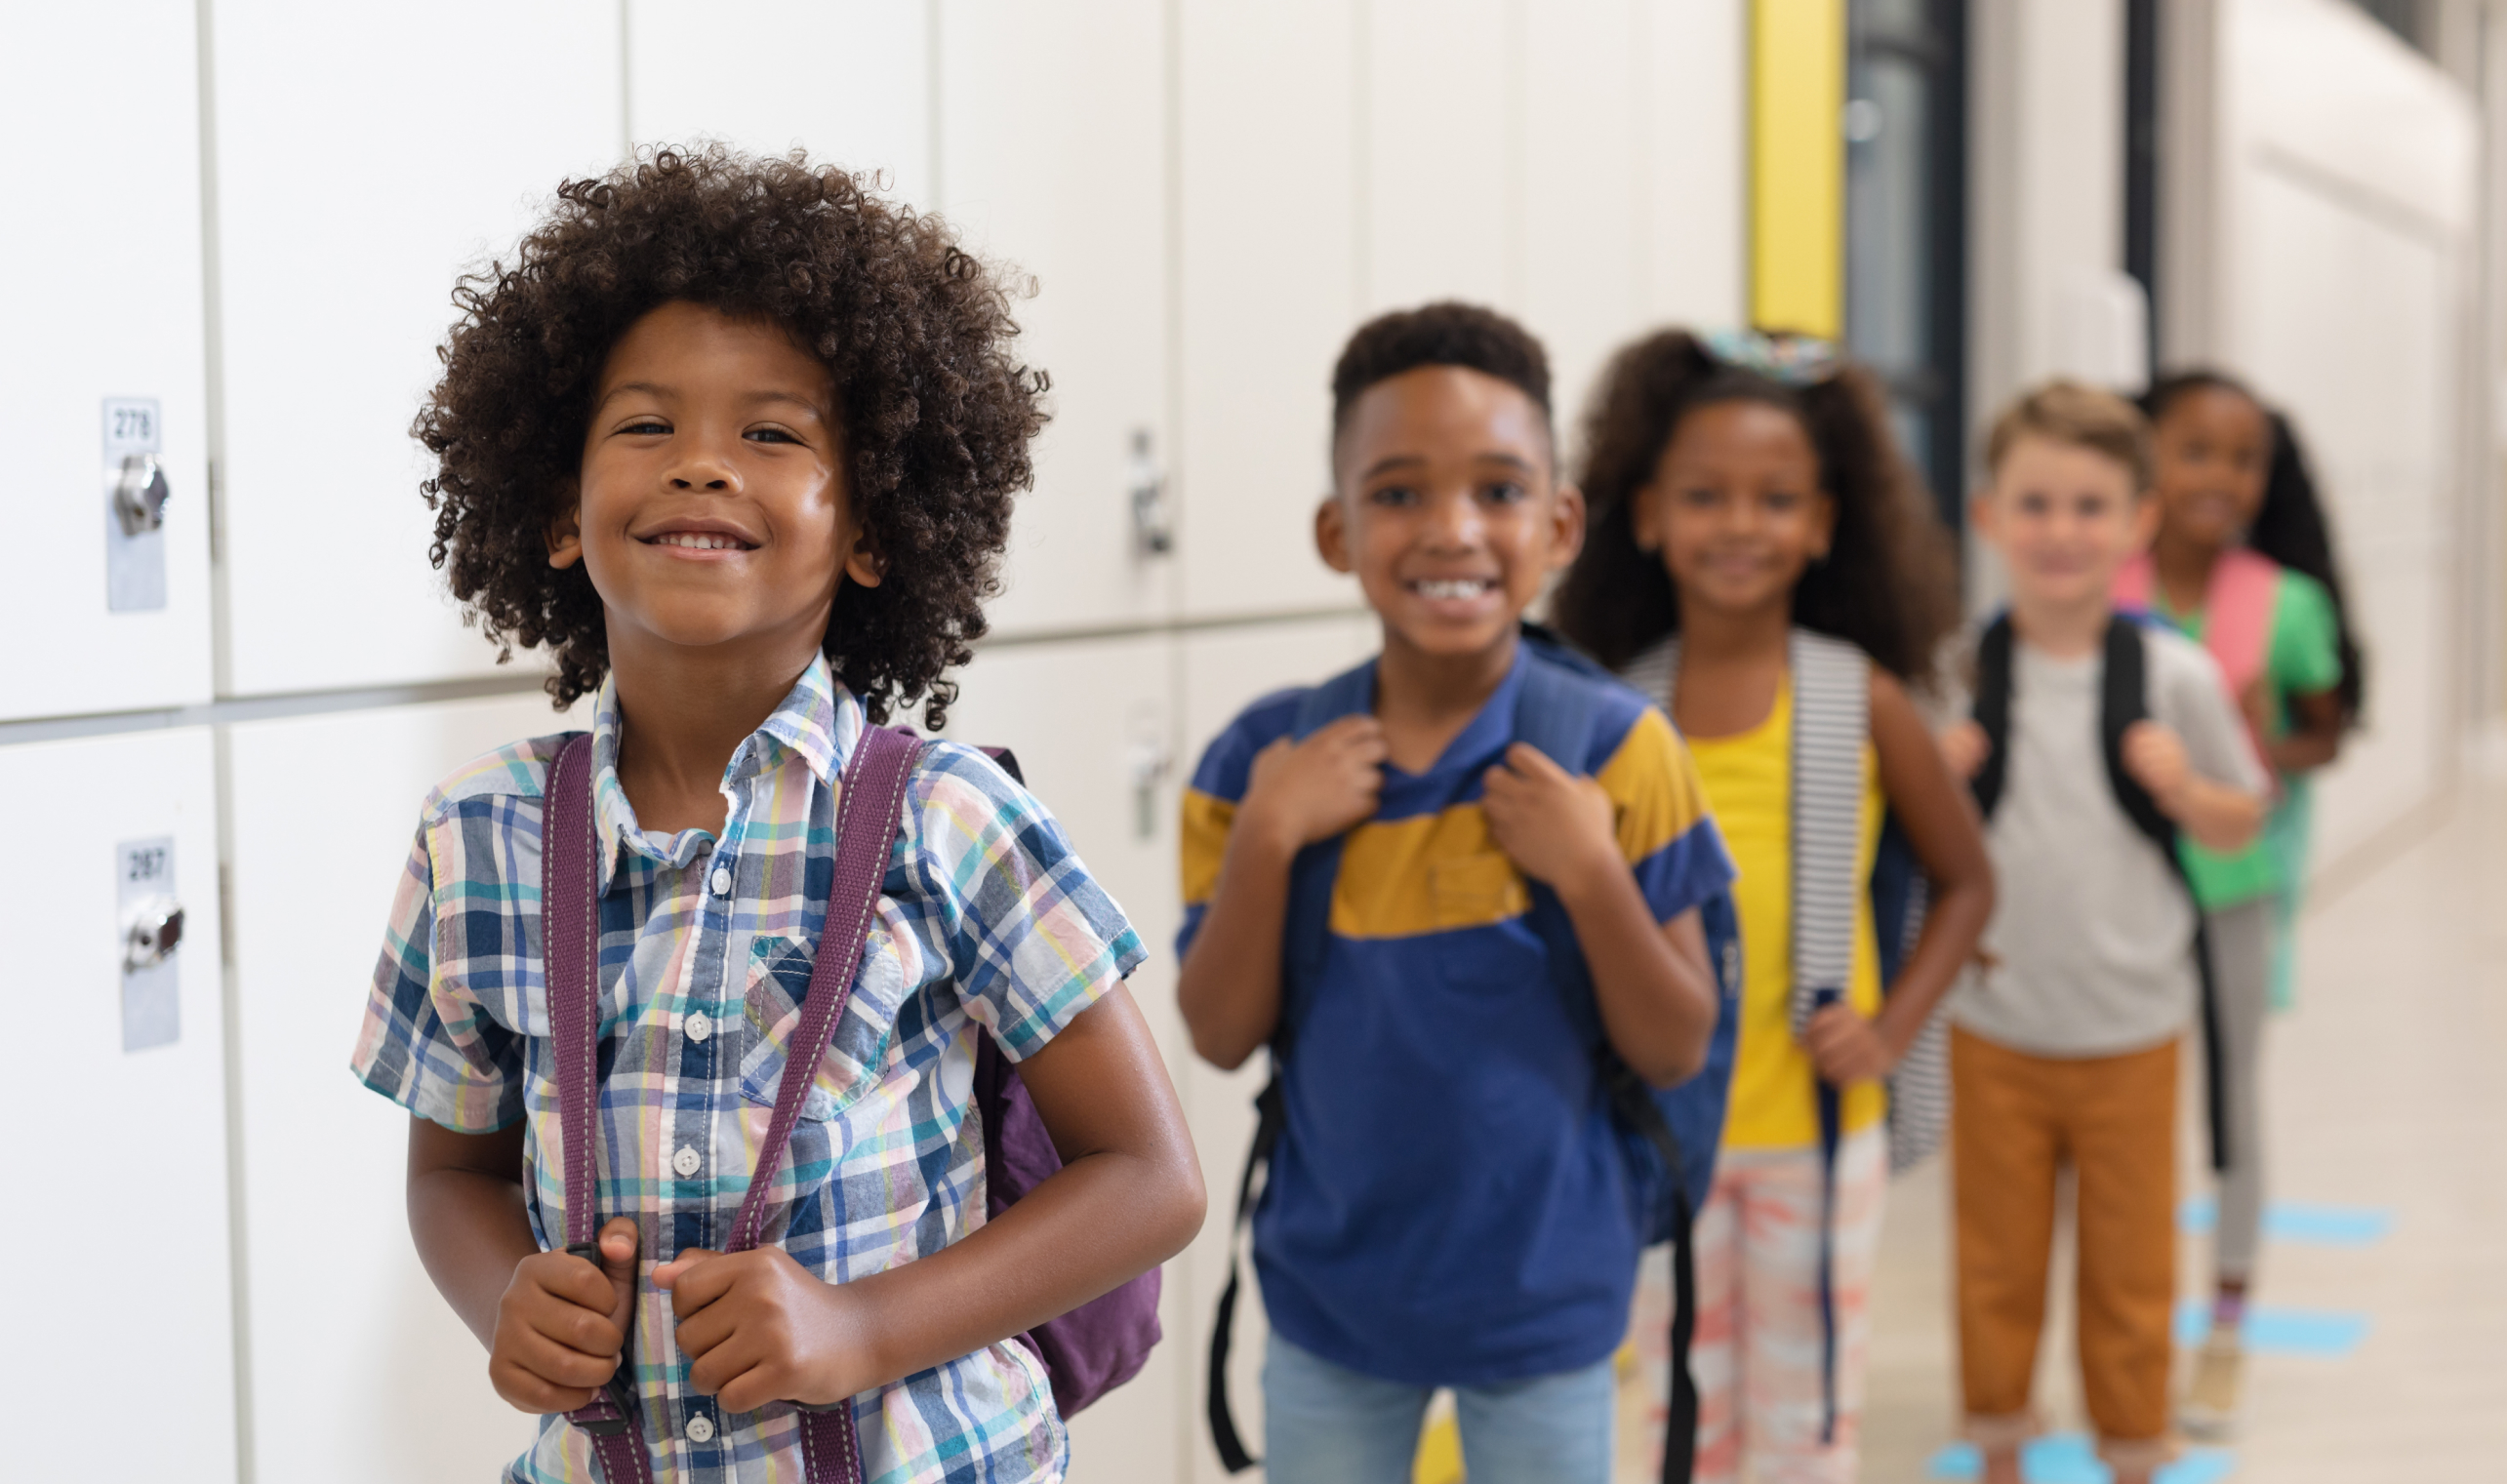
[206,457,225,567]
[219,861,237,970]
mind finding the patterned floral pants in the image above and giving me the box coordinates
[1631,1128,1888,1483]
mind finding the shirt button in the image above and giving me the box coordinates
[684,1011,712,1043]
[709,866,732,897]
[672,1146,703,1178]
[685,1415,715,1444]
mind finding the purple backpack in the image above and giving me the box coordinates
[542,724,1161,1484]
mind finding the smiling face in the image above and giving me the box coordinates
[2150,383,2272,551]
[1317,365,1583,662]
[1974,432,2157,612]
[1635,397,1833,623]
[548,301,879,668]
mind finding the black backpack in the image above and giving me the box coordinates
[1968,614,2230,1171]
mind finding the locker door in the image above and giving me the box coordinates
[1524,3,1644,431]
[1171,615,1377,1484]
[0,729,233,1478]
[936,0,1173,638]
[625,0,932,206]
[1174,0,1367,623]
[0,3,213,721]
[935,634,1185,1484]
[209,0,624,697]
[1362,0,1513,315]
[1638,0,1749,333]
[226,693,576,1483]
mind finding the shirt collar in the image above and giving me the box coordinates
[585,656,860,892]
[1375,639,1530,780]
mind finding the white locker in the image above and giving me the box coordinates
[1523,1,1644,442]
[625,0,932,206]
[936,0,1174,638]
[0,728,233,1478]
[937,633,1186,1483]
[2210,0,2477,870]
[209,0,624,697]
[225,692,575,1482]
[1,3,214,721]
[1361,0,1513,316]
[1172,614,1377,1484]
[1174,0,1367,623]
[1637,0,1749,336]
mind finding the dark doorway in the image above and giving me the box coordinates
[1844,0,1968,527]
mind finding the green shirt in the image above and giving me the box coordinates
[2153,567,2342,906]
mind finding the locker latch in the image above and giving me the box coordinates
[1128,427,1172,557]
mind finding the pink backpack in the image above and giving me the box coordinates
[2113,545,2280,756]
[540,725,1161,1484]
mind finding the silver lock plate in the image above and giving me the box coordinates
[102,397,168,613]
[117,836,181,1052]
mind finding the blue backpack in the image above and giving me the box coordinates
[1204,624,1742,1484]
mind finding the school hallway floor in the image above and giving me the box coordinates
[1617,770,2507,1483]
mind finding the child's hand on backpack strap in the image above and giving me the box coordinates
[1937,719,1990,781]
[2120,719,2194,814]
[489,1216,639,1414]
[1480,742,1622,900]
[1801,1003,1902,1086]
[1239,715,1388,853]
[655,1244,874,1412]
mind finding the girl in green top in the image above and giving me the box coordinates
[2119,371,2364,1438]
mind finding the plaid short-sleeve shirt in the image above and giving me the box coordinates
[351,658,1145,1483]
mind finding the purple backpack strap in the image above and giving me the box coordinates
[542,724,922,1484]
[543,734,654,1484]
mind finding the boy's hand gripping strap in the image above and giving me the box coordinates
[546,726,922,1484]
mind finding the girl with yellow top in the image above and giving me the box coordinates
[1553,330,1993,1483]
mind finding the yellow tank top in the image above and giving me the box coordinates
[1687,674,1888,1150]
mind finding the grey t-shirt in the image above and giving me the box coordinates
[1953,625,2267,1058]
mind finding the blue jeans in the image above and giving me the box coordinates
[1262,1334,1616,1484]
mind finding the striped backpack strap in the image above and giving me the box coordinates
[1786,631,1867,1034]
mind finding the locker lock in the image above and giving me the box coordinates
[123,895,185,971]
[113,454,170,536]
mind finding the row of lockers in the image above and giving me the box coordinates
[7,613,1370,1483]
[9,0,1745,726]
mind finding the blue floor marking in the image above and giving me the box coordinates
[2173,1301,2368,1356]
[2176,1197,2393,1246]
[1928,1432,2237,1482]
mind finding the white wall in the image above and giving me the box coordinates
[0,5,1746,1481]
[2179,0,2480,869]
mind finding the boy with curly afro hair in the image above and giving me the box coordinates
[352,146,1204,1484]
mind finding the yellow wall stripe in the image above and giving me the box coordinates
[1750,0,1846,339]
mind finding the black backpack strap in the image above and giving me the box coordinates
[1205,672,1367,1473]
[2098,618,2231,1174]
[1969,615,2015,820]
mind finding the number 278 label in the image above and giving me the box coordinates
[102,397,161,458]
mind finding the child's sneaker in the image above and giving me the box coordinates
[2179,1327,2244,1438]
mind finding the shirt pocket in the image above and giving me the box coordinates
[738,921,912,1122]
[1425,850,1545,996]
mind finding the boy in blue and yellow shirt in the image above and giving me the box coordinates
[1177,303,1735,1483]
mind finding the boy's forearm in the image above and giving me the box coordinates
[1175,826,1296,1069]
[2170,777,2266,854]
[407,1118,539,1349]
[1554,862,1715,1087]
[410,1164,541,1349]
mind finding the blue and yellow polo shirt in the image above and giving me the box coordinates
[1178,642,1735,1385]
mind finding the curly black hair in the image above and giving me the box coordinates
[1549,329,1958,685]
[2144,370,2366,722]
[1330,301,1552,447]
[414,144,1045,727]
